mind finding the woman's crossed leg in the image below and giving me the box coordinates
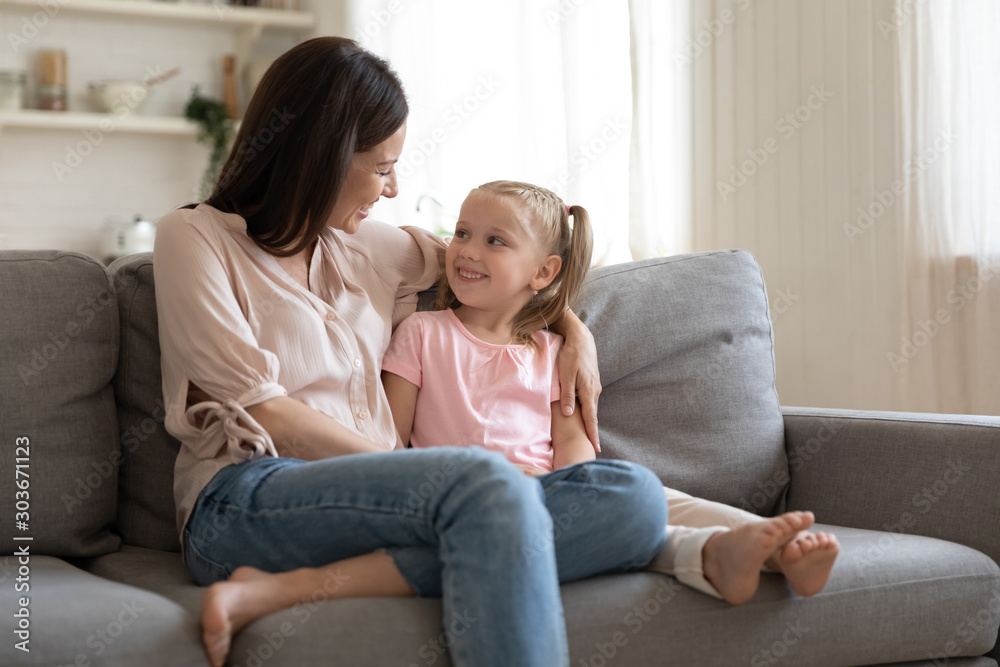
[187,448,667,667]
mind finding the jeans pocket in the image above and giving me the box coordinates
[184,528,231,586]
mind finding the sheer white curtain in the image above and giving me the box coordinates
[896,0,1000,413]
[345,0,634,265]
[627,0,691,259]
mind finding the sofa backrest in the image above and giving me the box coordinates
[0,251,122,557]
[575,250,788,516]
[107,252,180,551]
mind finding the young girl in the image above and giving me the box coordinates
[381,180,839,603]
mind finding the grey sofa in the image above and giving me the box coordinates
[1,247,998,667]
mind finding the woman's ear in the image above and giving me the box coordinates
[531,255,563,291]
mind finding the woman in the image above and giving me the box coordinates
[153,37,668,667]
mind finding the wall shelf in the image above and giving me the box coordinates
[0,109,199,136]
[0,0,316,80]
[0,0,315,30]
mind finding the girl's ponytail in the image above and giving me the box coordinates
[555,204,594,323]
[510,193,593,345]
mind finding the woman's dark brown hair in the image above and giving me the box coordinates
[205,36,408,257]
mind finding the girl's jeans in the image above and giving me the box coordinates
[184,446,667,667]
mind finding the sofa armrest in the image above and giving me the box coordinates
[782,406,1000,567]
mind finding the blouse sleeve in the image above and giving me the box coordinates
[343,221,447,328]
[393,226,446,329]
[396,226,447,297]
[153,210,287,460]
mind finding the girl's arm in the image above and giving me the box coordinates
[381,370,418,448]
[549,309,602,451]
[550,400,597,470]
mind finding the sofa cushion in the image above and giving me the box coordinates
[82,526,1000,666]
[0,251,121,557]
[0,555,207,666]
[107,252,182,551]
[575,250,788,516]
[77,545,202,617]
[558,526,1000,666]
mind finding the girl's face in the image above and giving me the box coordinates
[327,122,406,234]
[446,191,560,316]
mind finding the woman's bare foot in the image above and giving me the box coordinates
[198,552,412,667]
[773,530,840,597]
[702,511,814,604]
[200,566,297,667]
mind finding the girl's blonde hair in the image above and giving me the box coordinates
[436,180,594,345]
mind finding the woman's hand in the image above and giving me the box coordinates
[552,309,602,451]
[188,382,384,459]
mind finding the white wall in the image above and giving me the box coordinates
[0,1,340,259]
[690,0,907,412]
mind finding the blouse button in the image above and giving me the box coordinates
[325,312,336,321]
[354,358,362,367]
[358,410,369,420]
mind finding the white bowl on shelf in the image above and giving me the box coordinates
[88,80,151,114]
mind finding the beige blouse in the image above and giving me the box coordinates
[153,204,446,545]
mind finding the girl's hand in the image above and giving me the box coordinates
[554,310,602,451]
[514,463,550,477]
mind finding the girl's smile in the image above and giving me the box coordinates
[456,268,488,280]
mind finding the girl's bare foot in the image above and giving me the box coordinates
[773,530,840,597]
[702,511,814,604]
[200,566,296,667]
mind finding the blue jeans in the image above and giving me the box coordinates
[184,447,667,667]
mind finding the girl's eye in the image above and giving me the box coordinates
[454,230,469,239]
[488,237,505,246]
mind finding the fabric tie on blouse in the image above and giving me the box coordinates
[181,398,279,461]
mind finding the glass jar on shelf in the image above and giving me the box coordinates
[36,84,68,111]
[37,49,68,112]
[0,71,27,110]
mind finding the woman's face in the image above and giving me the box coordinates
[328,122,406,233]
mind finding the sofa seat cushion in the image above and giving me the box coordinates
[79,526,1000,666]
[576,251,788,517]
[557,525,1000,667]
[0,250,121,558]
[0,554,207,666]
[77,544,202,617]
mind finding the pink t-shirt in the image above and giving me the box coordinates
[382,309,563,471]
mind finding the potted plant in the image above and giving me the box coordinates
[185,86,237,200]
